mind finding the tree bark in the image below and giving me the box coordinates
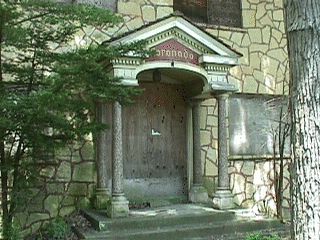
[285,1,320,239]
[0,10,10,238]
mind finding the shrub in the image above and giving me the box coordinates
[45,217,71,240]
[3,223,21,240]
[245,233,281,240]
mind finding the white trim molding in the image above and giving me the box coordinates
[108,14,241,94]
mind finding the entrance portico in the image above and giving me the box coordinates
[95,13,241,217]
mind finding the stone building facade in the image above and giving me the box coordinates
[17,0,290,235]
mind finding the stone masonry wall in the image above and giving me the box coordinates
[16,140,96,236]
[68,0,291,216]
[229,158,291,217]
[79,0,291,216]
[17,0,291,234]
[207,0,289,95]
[119,0,288,95]
[200,97,291,217]
[79,0,289,95]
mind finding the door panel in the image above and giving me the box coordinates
[123,83,188,200]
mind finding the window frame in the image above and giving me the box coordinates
[173,0,243,28]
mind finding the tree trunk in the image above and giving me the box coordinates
[0,11,10,238]
[284,1,320,239]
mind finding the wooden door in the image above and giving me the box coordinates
[123,83,188,200]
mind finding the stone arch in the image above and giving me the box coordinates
[134,61,208,86]
[96,14,243,216]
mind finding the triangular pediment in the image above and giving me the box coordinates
[107,14,241,66]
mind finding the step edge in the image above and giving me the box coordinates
[80,220,288,238]
[81,209,236,230]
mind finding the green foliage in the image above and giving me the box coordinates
[1,222,21,240]
[0,0,151,238]
[31,217,71,240]
[45,217,71,240]
[245,233,282,240]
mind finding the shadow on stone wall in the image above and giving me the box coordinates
[15,139,96,236]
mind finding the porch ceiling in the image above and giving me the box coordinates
[137,68,204,84]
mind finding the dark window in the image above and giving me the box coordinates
[173,0,208,23]
[173,0,242,28]
[228,95,290,156]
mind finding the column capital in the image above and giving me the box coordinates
[95,99,107,104]
[215,92,230,100]
[187,98,203,107]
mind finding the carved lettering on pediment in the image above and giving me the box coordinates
[148,39,200,65]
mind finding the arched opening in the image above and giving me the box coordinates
[122,68,205,206]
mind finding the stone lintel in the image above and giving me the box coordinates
[210,81,238,93]
[192,82,238,100]
[199,54,239,66]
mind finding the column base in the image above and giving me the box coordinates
[212,189,234,210]
[189,185,209,203]
[107,195,129,218]
[94,188,111,210]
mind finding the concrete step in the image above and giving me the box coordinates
[75,204,290,240]
[75,219,289,240]
[80,207,235,231]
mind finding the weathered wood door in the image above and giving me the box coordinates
[123,82,188,201]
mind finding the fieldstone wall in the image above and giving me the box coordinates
[229,158,291,217]
[62,0,291,216]
[16,140,96,236]
[207,0,289,95]
[14,0,291,234]
[200,97,290,217]
[98,0,289,95]
[72,0,289,96]
[89,3,291,217]
[200,98,219,196]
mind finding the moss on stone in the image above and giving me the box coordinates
[79,141,94,161]
[61,196,76,207]
[46,183,65,194]
[56,161,72,180]
[68,183,88,196]
[59,206,75,217]
[76,197,91,209]
[27,213,50,226]
[44,195,62,217]
[203,177,216,197]
[72,162,96,182]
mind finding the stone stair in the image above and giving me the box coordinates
[74,204,290,240]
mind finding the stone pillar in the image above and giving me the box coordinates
[189,100,208,203]
[212,93,234,209]
[108,101,129,218]
[94,102,110,209]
